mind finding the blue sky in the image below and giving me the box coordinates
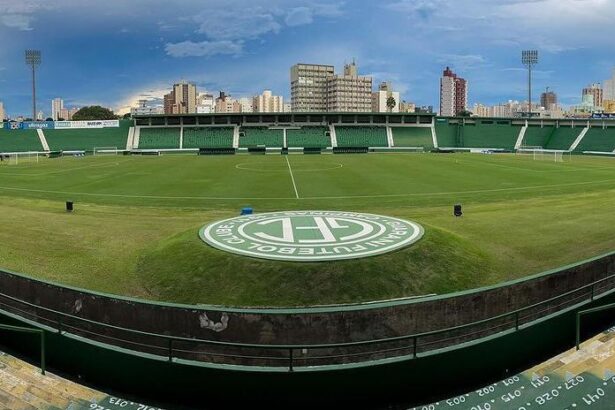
[0,0,614,117]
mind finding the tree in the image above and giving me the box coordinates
[72,106,117,120]
[386,96,397,113]
[458,110,473,117]
[122,112,132,120]
[45,117,53,122]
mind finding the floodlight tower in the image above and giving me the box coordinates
[25,50,42,121]
[522,50,538,118]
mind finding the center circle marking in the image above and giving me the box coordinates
[199,211,424,262]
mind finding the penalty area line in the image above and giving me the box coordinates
[285,156,300,199]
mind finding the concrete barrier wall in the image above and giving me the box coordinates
[0,252,614,365]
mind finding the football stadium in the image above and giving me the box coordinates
[2,113,615,408]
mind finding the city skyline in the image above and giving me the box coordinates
[1,0,615,117]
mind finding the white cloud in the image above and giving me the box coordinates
[1,14,34,30]
[193,7,281,41]
[285,7,313,26]
[164,40,243,57]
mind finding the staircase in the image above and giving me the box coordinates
[125,127,135,150]
[430,125,438,148]
[37,129,50,152]
[386,126,394,147]
[232,126,240,148]
[329,125,337,148]
[515,122,528,149]
[570,126,590,151]
[132,127,141,149]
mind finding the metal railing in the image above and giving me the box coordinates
[575,301,615,350]
[0,323,45,374]
[0,274,613,371]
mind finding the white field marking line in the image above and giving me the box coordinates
[285,156,300,199]
[452,158,604,173]
[2,177,615,201]
[0,161,126,177]
[235,162,343,172]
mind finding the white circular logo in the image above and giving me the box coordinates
[199,211,424,262]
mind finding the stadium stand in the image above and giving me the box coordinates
[238,128,284,147]
[43,120,131,152]
[138,127,180,149]
[418,328,615,409]
[391,127,434,149]
[335,126,388,147]
[462,123,521,150]
[434,120,459,147]
[573,127,615,153]
[522,125,555,148]
[0,129,44,152]
[286,127,331,148]
[183,127,234,148]
[0,349,159,409]
[544,126,583,151]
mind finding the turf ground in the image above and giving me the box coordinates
[1,152,615,307]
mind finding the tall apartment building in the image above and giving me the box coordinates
[290,63,334,112]
[51,98,64,120]
[253,90,283,113]
[0,102,4,121]
[326,62,372,112]
[164,81,197,114]
[604,69,615,101]
[582,83,603,108]
[372,82,400,113]
[214,92,241,113]
[540,89,558,110]
[439,67,467,116]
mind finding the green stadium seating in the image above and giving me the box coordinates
[522,125,554,148]
[544,127,583,150]
[138,127,180,149]
[44,120,131,152]
[573,127,615,153]
[462,124,521,150]
[391,127,433,149]
[434,121,459,147]
[335,127,388,147]
[183,127,234,148]
[0,129,43,152]
[239,128,283,147]
[286,127,330,148]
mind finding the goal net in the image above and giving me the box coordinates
[516,147,569,162]
[93,147,119,155]
[1,152,40,165]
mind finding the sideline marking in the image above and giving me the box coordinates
[1,178,615,201]
[286,156,299,199]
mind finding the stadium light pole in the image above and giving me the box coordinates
[522,50,538,118]
[25,50,42,121]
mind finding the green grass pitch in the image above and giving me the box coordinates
[1,152,615,307]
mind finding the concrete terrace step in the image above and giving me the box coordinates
[414,328,615,409]
[0,350,163,410]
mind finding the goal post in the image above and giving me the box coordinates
[1,152,40,165]
[93,147,119,155]
[516,147,569,162]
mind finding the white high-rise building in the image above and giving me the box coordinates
[238,97,254,113]
[51,98,64,121]
[196,94,215,114]
[0,102,4,121]
[372,82,400,113]
[326,61,373,112]
[253,90,283,113]
[604,68,615,101]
